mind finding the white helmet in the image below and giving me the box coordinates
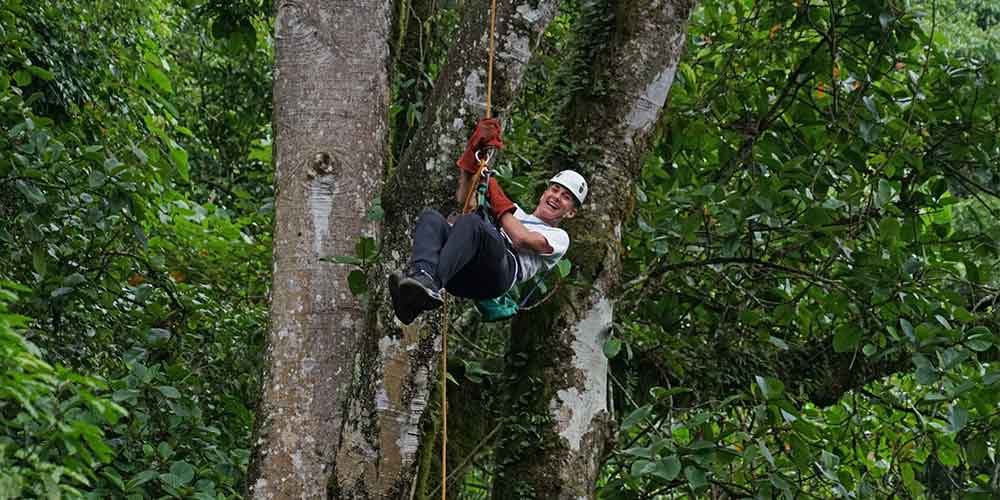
[550,170,588,205]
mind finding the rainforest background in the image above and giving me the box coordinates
[1,0,999,497]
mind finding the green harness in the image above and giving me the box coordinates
[472,174,553,322]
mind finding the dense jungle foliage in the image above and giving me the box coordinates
[1,0,998,498]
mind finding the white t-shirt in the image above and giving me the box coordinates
[501,206,569,283]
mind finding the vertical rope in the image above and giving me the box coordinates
[443,0,498,494]
[485,0,497,118]
[441,297,448,500]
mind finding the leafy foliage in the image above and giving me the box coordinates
[602,0,1000,497]
[1,0,271,497]
[3,0,998,497]
[0,281,126,498]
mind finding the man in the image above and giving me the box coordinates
[388,119,588,325]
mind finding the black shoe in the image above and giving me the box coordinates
[388,271,416,325]
[388,268,443,325]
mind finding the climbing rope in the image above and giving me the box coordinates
[442,0,499,495]
[440,296,448,500]
[485,0,497,119]
[442,155,490,500]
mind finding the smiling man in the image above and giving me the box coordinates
[388,119,588,325]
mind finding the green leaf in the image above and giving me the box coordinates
[651,456,682,481]
[322,255,363,265]
[621,405,652,429]
[13,69,31,86]
[965,333,993,352]
[966,330,993,352]
[916,366,938,385]
[88,169,107,188]
[63,273,86,286]
[169,461,194,485]
[964,260,981,283]
[630,459,653,478]
[15,180,46,205]
[27,66,54,81]
[603,337,622,359]
[347,269,367,296]
[32,246,47,276]
[127,470,159,490]
[134,284,154,303]
[860,121,878,144]
[877,179,894,206]
[623,446,654,459]
[966,439,988,466]
[249,142,272,163]
[159,473,184,489]
[157,386,181,399]
[684,465,708,490]
[900,318,914,340]
[947,404,968,433]
[103,469,125,491]
[880,217,900,242]
[146,328,171,345]
[158,442,174,460]
[171,147,190,181]
[804,206,831,225]
[755,375,784,399]
[879,12,894,29]
[556,259,572,278]
[767,336,789,350]
[147,67,173,93]
[650,386,690,400]
[355,236,377,261]
[833,325,862,353]
[366,199,384,221]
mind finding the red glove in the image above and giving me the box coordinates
[486,177,515,219]
[457,118,504,173]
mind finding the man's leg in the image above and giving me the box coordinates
[438,214,515,300]
[390,208,448,324]
[409,208,449,283]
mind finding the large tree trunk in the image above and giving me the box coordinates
[333,0,561,496]
[248,0,390,497]
[494,0,696,498]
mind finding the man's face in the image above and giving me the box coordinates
[534,183,578,224]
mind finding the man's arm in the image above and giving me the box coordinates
[499,212,553,254]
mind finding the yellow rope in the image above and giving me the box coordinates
[443,0,498,494]
[443,158,488,500]
[440,296,448,500]
[485,0,497,118]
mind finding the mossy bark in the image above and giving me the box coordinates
[333,0,562,496]
[493,0,697,498]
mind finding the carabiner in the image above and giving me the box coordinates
[474,147,495,166]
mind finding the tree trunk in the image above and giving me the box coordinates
[494,0,696,498]
[248,0,390,498]
[333,0,561,496]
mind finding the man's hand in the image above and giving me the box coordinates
[457,118,504,173]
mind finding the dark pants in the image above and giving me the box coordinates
[411,208,516,300]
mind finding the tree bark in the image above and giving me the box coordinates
[248,0,390,498]
[494,0,696,498]
[333,0,562,496]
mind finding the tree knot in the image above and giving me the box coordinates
[309,151,339,178]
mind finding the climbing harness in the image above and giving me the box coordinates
[469,165,556,322]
